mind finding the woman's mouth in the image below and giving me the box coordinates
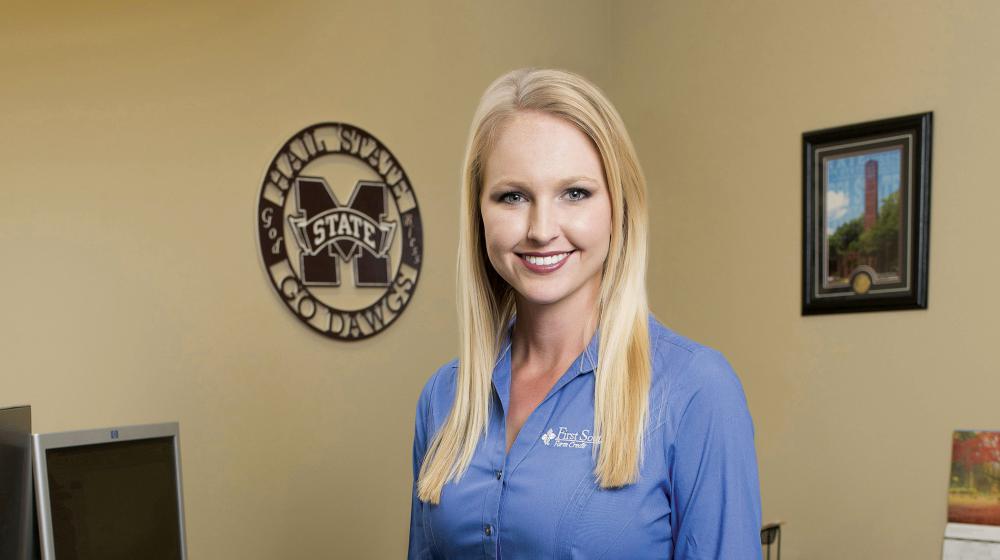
[518,251,574,273]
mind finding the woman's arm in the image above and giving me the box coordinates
[670,348,762,559]
[407,370,439,559]
[407,417,430,558]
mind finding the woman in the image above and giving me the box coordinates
[408,68,761,559]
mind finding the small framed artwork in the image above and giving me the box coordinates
[802,112,932,315]
[944,430,1000,554]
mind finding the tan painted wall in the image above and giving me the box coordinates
[610,1,1000,558]
[4,1,997,558]
[0,1,611,558]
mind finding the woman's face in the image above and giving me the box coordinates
[480,110,612,308]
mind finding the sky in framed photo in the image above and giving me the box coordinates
[825,148,901,235]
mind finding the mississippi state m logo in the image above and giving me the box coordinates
[256,123,423,341]
[288,178,397,287]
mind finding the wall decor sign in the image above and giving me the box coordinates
[802,112,932,315]
[256,123,423,340]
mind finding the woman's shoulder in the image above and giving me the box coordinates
[647,313,731,373]
[646,313,749,421]
[415,358,459,416]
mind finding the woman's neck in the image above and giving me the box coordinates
[510,281,600,377]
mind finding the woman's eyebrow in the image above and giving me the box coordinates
[485,175,600,192]
[557,175,600,187]
[485,178,526,192]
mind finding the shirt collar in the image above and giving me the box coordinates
[576,325,600,374]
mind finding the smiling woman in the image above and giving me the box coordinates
[408,68,762,559]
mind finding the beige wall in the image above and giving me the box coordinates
[3,1,997,558]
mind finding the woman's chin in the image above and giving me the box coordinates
[513,287,575,307]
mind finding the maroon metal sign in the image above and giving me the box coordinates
[257,123,423,340]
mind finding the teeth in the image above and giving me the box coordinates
[524,252,569,266]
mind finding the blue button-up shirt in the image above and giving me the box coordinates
[408,314,762,559]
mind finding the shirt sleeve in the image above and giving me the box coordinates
[669,348,762,560]
[407,372,436,560]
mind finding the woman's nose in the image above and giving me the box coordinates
[526,201,559,244]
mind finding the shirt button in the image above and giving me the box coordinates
[495,470,503,480]
[485,524,493,536]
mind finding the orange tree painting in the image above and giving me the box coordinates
[949,431,1000,526]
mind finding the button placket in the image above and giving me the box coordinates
[482,388,505,559]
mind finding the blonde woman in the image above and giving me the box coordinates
[408,68,761,559]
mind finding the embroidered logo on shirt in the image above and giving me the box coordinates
[541,427,601,449]
[541,429,556,446]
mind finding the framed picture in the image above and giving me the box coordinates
[948,431,1000,529]
[802,112,932,315]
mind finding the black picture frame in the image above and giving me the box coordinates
[802,112,932,315]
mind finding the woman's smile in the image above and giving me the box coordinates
[517,250,575,272]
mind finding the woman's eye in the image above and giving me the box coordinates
[500,192,525,204]
[565,188,590,201]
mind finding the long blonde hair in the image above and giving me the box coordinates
[417,68,651,504]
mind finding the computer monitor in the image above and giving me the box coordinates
[31,422,188,560]
[0,405,36,560]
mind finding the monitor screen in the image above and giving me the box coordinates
[33,423,186,560]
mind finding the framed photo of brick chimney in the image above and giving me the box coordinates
[802,112,932,314]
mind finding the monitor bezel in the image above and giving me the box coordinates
[0,405,34,560]
[31,422,188,560]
